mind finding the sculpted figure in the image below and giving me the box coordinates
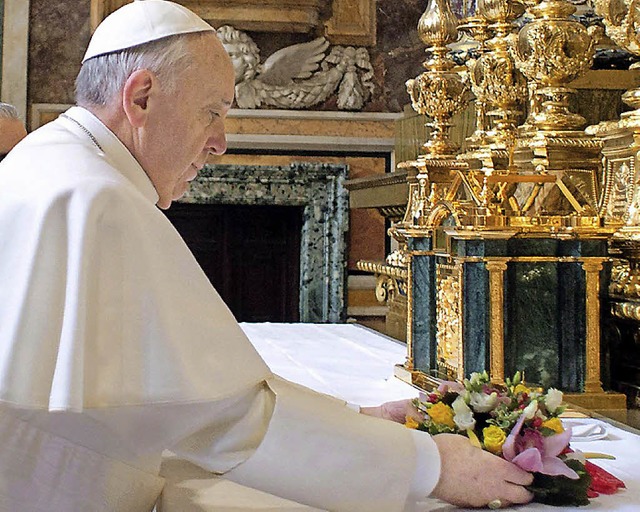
[216,25,374,110]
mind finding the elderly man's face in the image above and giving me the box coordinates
[141,33,234,209]
[0,117,27,157]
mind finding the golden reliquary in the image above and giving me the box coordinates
[352,0,640,419]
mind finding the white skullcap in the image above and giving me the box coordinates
[83,0,214,63]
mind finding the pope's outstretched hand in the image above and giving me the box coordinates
[360,399,425,424]
[431,433,534,508]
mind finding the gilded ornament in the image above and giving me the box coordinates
[473,0,527,145]
[406,0,471,158]
[436,264,464,381]
[459,15,492,148]
[514,0,600,131]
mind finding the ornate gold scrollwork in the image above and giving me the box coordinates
[514,0,600,131]
[436,263,464,381]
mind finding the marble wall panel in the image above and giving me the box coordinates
[27,0,426,114]
[28,0,90,107]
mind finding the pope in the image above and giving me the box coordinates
[0,1,534,510]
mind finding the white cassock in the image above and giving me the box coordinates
[0,107,440,511]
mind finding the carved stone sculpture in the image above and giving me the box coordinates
[216,25,374,110]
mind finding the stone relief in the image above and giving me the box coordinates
[216,25,374,111]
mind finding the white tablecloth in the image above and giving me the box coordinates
[158,323,640,512]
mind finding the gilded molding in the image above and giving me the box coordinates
[356,260,408,280]
[582,260,605,394]
[405,254,415,371]
[91,0,376,42]
[485,259,508,384]
[324,0,377,46]
[91,0,333,33]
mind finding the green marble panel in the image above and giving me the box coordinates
[505,262,561,389]
[411,238,436,375]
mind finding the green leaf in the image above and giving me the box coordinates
[526,460,591,506]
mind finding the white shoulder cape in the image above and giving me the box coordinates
[0,107,271,411]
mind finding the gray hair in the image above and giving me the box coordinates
[75,32,207,107]
[0,103,20,119]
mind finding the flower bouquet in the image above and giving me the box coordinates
[406,371,625,506]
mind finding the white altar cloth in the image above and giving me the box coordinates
[158,323,640,512]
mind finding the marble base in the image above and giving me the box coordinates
[564,392,628,423]
[407,234,611,393]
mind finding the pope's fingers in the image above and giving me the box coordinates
[497,481,535,506]
[404,402,426,422]
[484,453,534,486]
[499,460,534,486]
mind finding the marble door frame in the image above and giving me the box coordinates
[183,162,349,323]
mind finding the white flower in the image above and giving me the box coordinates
[468,371,488,387]
[522,400,538,420]
[545,388,563,413]
[452,395,476,430]
[469,391,499,413]
[564,449,586,464]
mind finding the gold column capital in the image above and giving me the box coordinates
[581,259,604,273]
[485,259,509,272]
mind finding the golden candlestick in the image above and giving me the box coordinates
[515,0,600,132]
[476,0,527,146]
[458,15,492,149]
[406,0,472,158]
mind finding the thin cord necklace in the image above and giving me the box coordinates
[60,113,104,153]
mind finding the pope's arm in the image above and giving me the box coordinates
[167,375,439,512]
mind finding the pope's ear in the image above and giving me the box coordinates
[122,69,155,128]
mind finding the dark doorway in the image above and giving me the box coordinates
[165,203,303,322]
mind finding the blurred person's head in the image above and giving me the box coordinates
[0,103,27,159]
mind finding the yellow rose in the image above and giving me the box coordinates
[405,416,420,429]
[542,417,564,434]
[483,425,507,455]
[427,402,456,428]
[513,383,531,395]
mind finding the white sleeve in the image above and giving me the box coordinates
[14,375,441,512]
[405,429,441,510]
[345,401,361,412]
[219,376,440,512]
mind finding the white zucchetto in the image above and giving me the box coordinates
[83,0,214,63]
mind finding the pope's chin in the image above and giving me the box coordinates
[157,181,190,209]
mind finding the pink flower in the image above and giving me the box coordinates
[517,428,544,453]
[503,414,578,479]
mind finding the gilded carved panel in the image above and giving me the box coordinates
[602,156,635,224]
[435,262,464,381]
